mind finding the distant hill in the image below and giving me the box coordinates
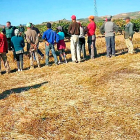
[0,24,4,28]
[40,11,140,24]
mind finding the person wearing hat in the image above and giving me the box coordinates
[42,22,59,66]
[124,17,134,54]
[11,29,25,72]
[57,26,67,64]
[86,16,97,59]
[100,16,118,57]
[25,23,40,69]
[77,21,86,60]
[68,15,81,63]
[0,31,10,75]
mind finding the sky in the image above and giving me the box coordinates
[0,0,140,26]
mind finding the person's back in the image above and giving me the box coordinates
[87,21,96,36]
[68,22,80,35]
[25,29,38,44]
[11,36,24,52]
[0,33,8,53]
[58,31,65,40]
[104,21,114,37]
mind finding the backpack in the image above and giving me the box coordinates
[133,23,139,32]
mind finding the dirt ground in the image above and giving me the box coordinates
[0,34,140,140]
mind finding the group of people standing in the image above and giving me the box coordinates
[0,15,135,75]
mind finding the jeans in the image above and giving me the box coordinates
[34,44,44,60]
[105,36,115,56]
[16,53,23,70]
[30,50,40,67]
[125,38,134,54]
[45,44,58,65]
[79,37,86,59]
[70,35,81,62]
[0,53,10,73]
[88,36,97,59]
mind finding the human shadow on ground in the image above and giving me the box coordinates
[0,81,48,100]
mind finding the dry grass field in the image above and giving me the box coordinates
[0,34,140,140]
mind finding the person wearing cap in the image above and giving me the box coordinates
[30,23,44,60]
[100,16,118,57]
[77,21,86,60]
[11,29,25,72]
[0,31,10,75]
[42,22,59,66]
[124,17,134,54]
[68,15,81,63]
[86,16,97,59]
[25,23,40,69]
[57,26,67,64]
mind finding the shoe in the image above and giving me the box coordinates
[18,69,20,72]
[41,56,44,60]
[75,60,78,63]
[30,67,34,70]
[58,61,62,65]
[64,60,68,63]
[38,65,41,68]
[21,69,23,72]
[111,55,116,58]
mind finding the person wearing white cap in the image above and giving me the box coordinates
[100,16,118,57]
[11,29,25,71]
[25,23,40,69]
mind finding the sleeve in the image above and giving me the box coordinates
[11,37,14,49]
[42,32,46,40]
[55,32,60,43]
[100,23,105,35]
[68,24,72,34]
[21,37,25,47]
[25,33,31,44]
[35,33,39,45]
[113,23,119,33]
[129,23,134,37]
[5,36,8,52]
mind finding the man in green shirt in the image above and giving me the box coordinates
[124,17,134,54]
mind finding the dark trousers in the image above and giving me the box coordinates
[105,36,115,56]
[45,44,58,65]
[79,38,86,59]
[7,38,12,51]
[88,36,97,59]
[16,53,23,70]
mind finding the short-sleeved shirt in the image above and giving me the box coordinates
[58,32,65,40]
[87,21,96,36]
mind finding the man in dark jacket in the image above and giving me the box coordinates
[100,16,118,57]
[0,31,10,74]
[2,21,16,51]
[68,15,81,63]
[124,17,134,54]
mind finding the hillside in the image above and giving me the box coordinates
[0,34,140,139]
[40,11,140,24]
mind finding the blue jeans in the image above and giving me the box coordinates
[45,44,58,65]
[105,36,115,56]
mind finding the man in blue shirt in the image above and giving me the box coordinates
[42,23,59,66]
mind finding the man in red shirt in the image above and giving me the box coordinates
[0,31,10,75]
[86,16,97,59]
